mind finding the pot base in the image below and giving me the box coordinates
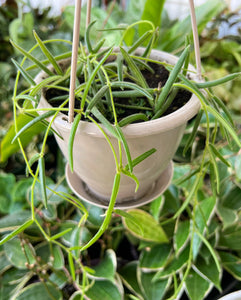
[65,162,173,209]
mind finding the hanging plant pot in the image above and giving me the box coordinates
[35,48,201,208]
[219,291,241,300]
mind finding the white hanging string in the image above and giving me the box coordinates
[188,0,202,80]
[86,0,92,27]
[68,0,82,123]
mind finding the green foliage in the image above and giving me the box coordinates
[1,1,241,300]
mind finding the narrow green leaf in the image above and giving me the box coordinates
[12,111,55,143]
[93,38,106,53]
[209,144,231,167]
[49,228,73,241]
[119,113,148,127]
[116,125,133,173]
[33,31,63,75]
[85,20,96,53]
[68,113,81,172]
[117,54,123,82]
[128,31,152,54]
[206,106,241,148]
[183,110,203,155]
[0,219,33,245]
[68,252,76,281]
[30,75,61,97]
[10,40,54,76]
[120,47,148,88]
[91,107,119,139]
[12,59,36,86]
[111,81,153,101]
[39,157,48,208]
[81,47,113,110]
[212,95,234,126]
[125,148,156,171]
[208,145,220,193]
[86,85,109,115]
[154,46,190,117]
[195,72,240,88]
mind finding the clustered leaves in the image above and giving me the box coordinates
[0,1,241,299]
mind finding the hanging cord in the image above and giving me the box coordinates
[68,0,82,123]
[188,0,202,80]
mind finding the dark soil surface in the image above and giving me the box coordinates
[45,61,192,123]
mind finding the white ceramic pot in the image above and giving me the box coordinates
[219,291,241,300]
[35,48,201,205]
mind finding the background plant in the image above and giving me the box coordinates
[0,1,241,300]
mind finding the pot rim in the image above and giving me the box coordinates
[36,48,201,138]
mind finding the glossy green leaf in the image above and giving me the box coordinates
[140,0,165,36]
[89,249,116,281]
[222,186,241,210]
[174,220,190,254]
[52,245,64,270]
[81,280,122,300]
[15,282,62,300]
[0,173,15,213]
[0,112,46,163]
[154,246,189,280]
[217,204,237,228]
[185,269,211,300]
[193,197,215,259]
[150,195,164,221]
[0,210,31,232]
[119,261,142,297]
[219,251,241,280]
[0,254,11,275]
[123,209,168,243]
[219,227,241,250]
[4,238,35,269]
[139,271,169,300]
[140,243,172,271]
[49,270,68,289]
[195,255,221,290]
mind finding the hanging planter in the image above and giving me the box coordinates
[34,47,201,208]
